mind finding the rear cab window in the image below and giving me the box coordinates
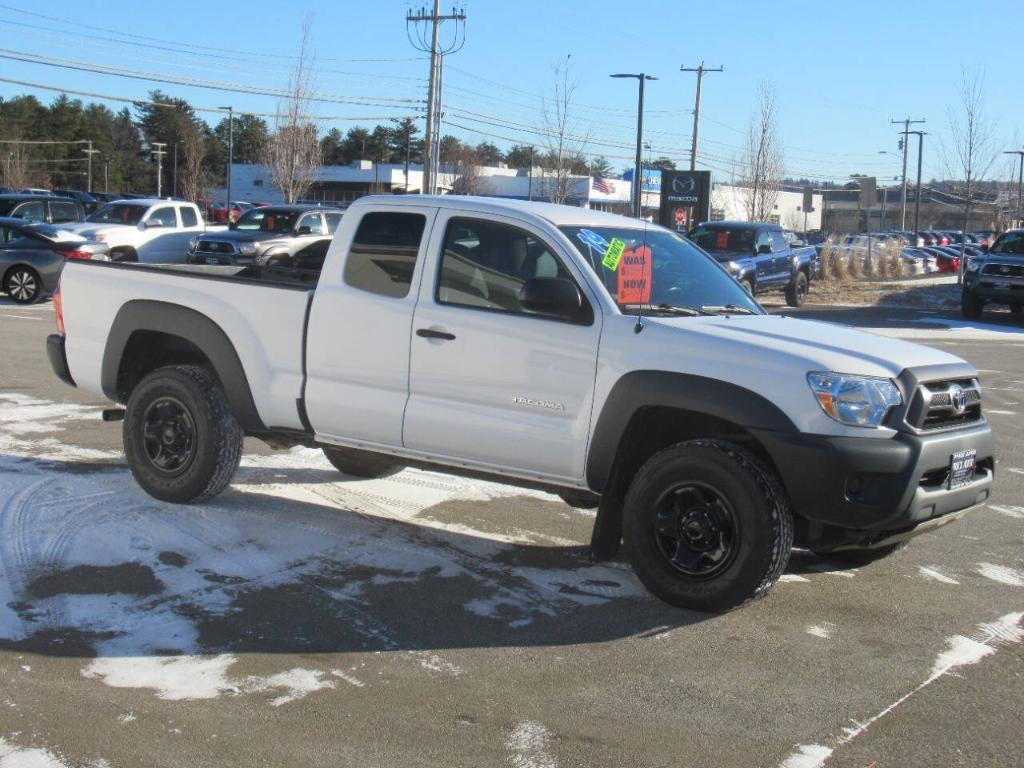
[343,211,426,298]
[48,200,80,223]
[148,207,178,228]
[179,206,199,227]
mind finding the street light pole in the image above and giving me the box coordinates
[81,140,99,193]
[1004,150,1024,228]
[151,142,167,197]
[219,106,234,214]
[611,73,658,219]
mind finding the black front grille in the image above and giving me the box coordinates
[910,379,983,431]
[197,241,235,254]
[982,262,1024,277]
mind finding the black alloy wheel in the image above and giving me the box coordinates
[653,482,738,579]
[141,396,197,475]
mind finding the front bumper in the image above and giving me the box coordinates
[46,333,75,387]
[754,422,994,547]
[964,273,1024,302]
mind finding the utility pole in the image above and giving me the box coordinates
[219,106,234,212]
[890,117,925,231]
[911,131,928,236]
[151,142,167,197]
[527,146,534,201]
[406,2,466,196]
[680,63,723,171]
[172,142,179,197]
[81,140,99,193]
[1004,149,1024,228]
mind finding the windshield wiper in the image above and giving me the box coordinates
[621,303,707,317]
[699,304,757,315]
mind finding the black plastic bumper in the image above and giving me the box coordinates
[46,333,76,387]
[964,274,1024,303]
[754,423,994,545]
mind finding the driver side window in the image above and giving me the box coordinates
[297,213,325,235]
[754,230,771,253]
[148,207,178,228]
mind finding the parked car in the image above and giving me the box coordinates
[921,247,961,273]
[205,200,254,225]
[49,196,994,612]
[53,189,99,214]
[63,198,215,263]
[187,204,344,266]
[900,247,937,274]
[0,217,109,304]
[19,187,54,196]
[688,221,816,306]
[0,193,86,225]
[962,228,1024,319]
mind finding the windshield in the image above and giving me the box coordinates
[86,203,147,225]
[688,225,756,253]
[989,231,1024,255]
[561,225,763,315]
[234,208,299,233]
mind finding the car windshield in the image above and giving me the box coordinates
[560,225,763,316]
[989,232,1024,255]
[234,209,299,233]
[86,203,147,225]
[687,225,756,253]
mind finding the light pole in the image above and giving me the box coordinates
[1004,150,1024,229]
[151,142,167,197]
[81,140,99,193]
[611,73,657,218]
[219,106,234,215]
[909,131,927,237]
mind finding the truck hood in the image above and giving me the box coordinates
[198,230,283,244]
[644,314,964,379]
[703,249,752,263]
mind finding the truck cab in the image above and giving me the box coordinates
[65,198,209,263]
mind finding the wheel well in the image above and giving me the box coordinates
[612,406,779,491]
[111,246,138,261]
[115,330,212,401]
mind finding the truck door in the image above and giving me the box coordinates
[403,212,601,483]
[753,229,774,284]
[137,205,180,262]
[304,206,437,447]
[769,230,792,283]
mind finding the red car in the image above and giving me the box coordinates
[205,200,253,224]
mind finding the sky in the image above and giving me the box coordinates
[1,0,1021,185]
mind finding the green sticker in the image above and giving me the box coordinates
[602,238,626,271]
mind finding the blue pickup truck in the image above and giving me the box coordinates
[688,221,818,307]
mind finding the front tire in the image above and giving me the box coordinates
[622,440,793,612]
[961,289,983,320]
[4,266,42,304]
[123,365,242,503]
[322,446,404,479]
[785,271,808,307]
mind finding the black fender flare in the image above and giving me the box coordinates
[101,300,266,432]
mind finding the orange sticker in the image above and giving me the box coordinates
[618,246,652,304]
[716,231,729,249]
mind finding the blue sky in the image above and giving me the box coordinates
[1,0,1021,184]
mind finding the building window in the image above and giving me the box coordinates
[254,179,264,187]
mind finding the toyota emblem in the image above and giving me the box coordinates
[1001,265,1010,275]
[949,384,968,415]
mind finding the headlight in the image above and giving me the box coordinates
[188,236,199,250]
[966,259,982,272]
[727,260,740,273]
[238,243,257,255]
[807,372,902,428]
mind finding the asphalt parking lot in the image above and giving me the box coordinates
[1,295,1022,768]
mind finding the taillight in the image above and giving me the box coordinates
[56,249,91,260]
[53,278,65,334]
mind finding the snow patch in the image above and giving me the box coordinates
[330,669,365,688]
[918,566,959,585]
[778,574,810,583]
[116,713,136,724]
[82,655,237,701]
[977,563,1024,587]
[244,668,336,707]
[989,505,1024,519]
[805,623,835,639]
[507,720,557,768]
[779,743,833,768]
[0,737,106,768]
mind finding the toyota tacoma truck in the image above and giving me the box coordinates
[961,228,1024,319]
[46,196,995,612]
[688,221,818,306]
[64,198,218,263]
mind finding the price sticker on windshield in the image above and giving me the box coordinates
[618,246,652,303]
[602,238,626,271]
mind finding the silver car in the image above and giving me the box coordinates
[0,217,110,304]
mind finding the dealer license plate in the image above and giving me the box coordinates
[949,448,977,489]
[205,257,220,265]
[995,280,1011,290]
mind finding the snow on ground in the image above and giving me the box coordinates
[863,315,1024,341]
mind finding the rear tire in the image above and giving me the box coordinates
[322,446,403,479]
[123,365,242,503]
[785,271,808,307]
[622,439,793,612]
[3,266,42,304]
[961,289,983,320]
[742,277,756,296]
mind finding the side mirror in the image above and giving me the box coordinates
[757,244,772,255]
[519,277,585,321]
[296,225,312,236]
[144,219,164,229]
[228,221,237,231]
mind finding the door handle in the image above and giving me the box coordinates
[416,328,456,341]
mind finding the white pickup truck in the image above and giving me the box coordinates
[64,198,219,263]
[47,196,995,611]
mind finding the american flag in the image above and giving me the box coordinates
[592,177,616,194]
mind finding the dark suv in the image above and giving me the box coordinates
[0,194,86,225]
[187,204,344,267]
[962,229,1024,319]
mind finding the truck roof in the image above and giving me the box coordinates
[696,220,780,231]
[101,198,197,207]
[349,194,650,230]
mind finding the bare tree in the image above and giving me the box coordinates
[736,82,784,221]
[178,124,209,203]
[1,139,32,190]
[263,16,322,204]
[943,66,998,281]
[450,146,493,196]
[539,57,588,205]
